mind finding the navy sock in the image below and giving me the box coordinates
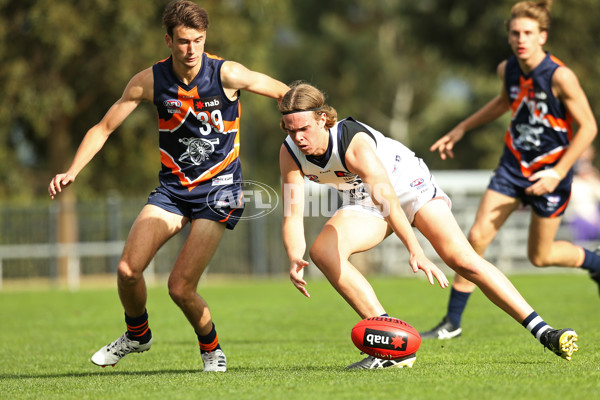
[580,248,600,273]
[125,310,152,344]
[446,287,471,328]
[197,323,222,354]
[521,311,551,342]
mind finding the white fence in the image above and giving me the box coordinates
[0,170,587,290]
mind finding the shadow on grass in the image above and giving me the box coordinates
[0,365,345,381]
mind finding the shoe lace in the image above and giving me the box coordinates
[202,350,225,366]
[107,335,135,357]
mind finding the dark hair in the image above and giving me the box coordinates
[279,81,337,130]
[505,1,552,32]
[162,0,209,37]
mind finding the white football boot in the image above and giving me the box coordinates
[201,349,227,372]
[91,333,152,367]
[346,353,416,369]
[419,316,462,340]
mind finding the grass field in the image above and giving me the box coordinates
[1,273,599,399]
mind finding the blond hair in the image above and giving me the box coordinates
[279,81,337,130]
[506,1,552,32]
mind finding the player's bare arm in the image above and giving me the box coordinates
[430,61,510,160]
[345,133,449,288]
[220,60,289,101]
[526,66,598,195]
[48,68,154,199]
[280,145,311,297]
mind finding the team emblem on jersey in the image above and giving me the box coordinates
[194,96,222,112]
[164,99,182,114]
[514,123,543,151]
[410,178,424,188]
[305,174,319,182]
[545,195,560,211]
[178,137,220,165]
[509,85,520,99]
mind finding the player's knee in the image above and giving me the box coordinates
[467,229,488,254]
[117,262,143,285]
[528,252,550,268]
[443,251,481,278]
[310,237,344,268]
[168,282,187,306]
[309,241,331,269]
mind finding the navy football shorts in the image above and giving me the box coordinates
[487,165,572,218]
[146,186,244,230]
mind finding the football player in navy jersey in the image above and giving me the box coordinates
[278,81,578,369]
[48,0,288,372]
[424,0,599,341]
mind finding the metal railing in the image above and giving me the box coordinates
[0,171,589,290]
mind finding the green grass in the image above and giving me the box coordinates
[1,274,599,399]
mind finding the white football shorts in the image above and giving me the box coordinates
[338,157,451,223]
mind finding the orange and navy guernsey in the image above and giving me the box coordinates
[500,52,573,185]
[153,53,242,203]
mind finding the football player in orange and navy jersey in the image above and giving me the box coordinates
[424,0,599,341]
[48,0,289,371]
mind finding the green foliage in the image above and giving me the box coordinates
[0,274,599,399]
[0,0,165,199]
[1,0,599,201]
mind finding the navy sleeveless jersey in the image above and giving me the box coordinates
[153,53,242,203]
[500,52,573,184]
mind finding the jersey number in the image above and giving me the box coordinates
[526,99,548,126]
[197,110,225,135]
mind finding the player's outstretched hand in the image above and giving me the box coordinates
[429,126,466,160]
[289,258,311,298]
[48,173,75,199]
[408,253,449,288]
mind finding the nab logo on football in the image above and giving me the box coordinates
[362,328,408,351]
[351,317,421,359]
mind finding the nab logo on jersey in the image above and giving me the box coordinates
[335,171,356,183]
[194,96,222,112]
[335,171,352,178]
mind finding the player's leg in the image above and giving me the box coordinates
[414,199,577,360]
[528,211,600,293]
[118,204,188,316]
[527,213,582,267]
[309,209,390,319]
[91,204,187,367]
[421,189,520,339]
[313,210,419,369]
[168,217,228,372]
[453,189,521,292]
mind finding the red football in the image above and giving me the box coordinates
[351,317,421,359]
